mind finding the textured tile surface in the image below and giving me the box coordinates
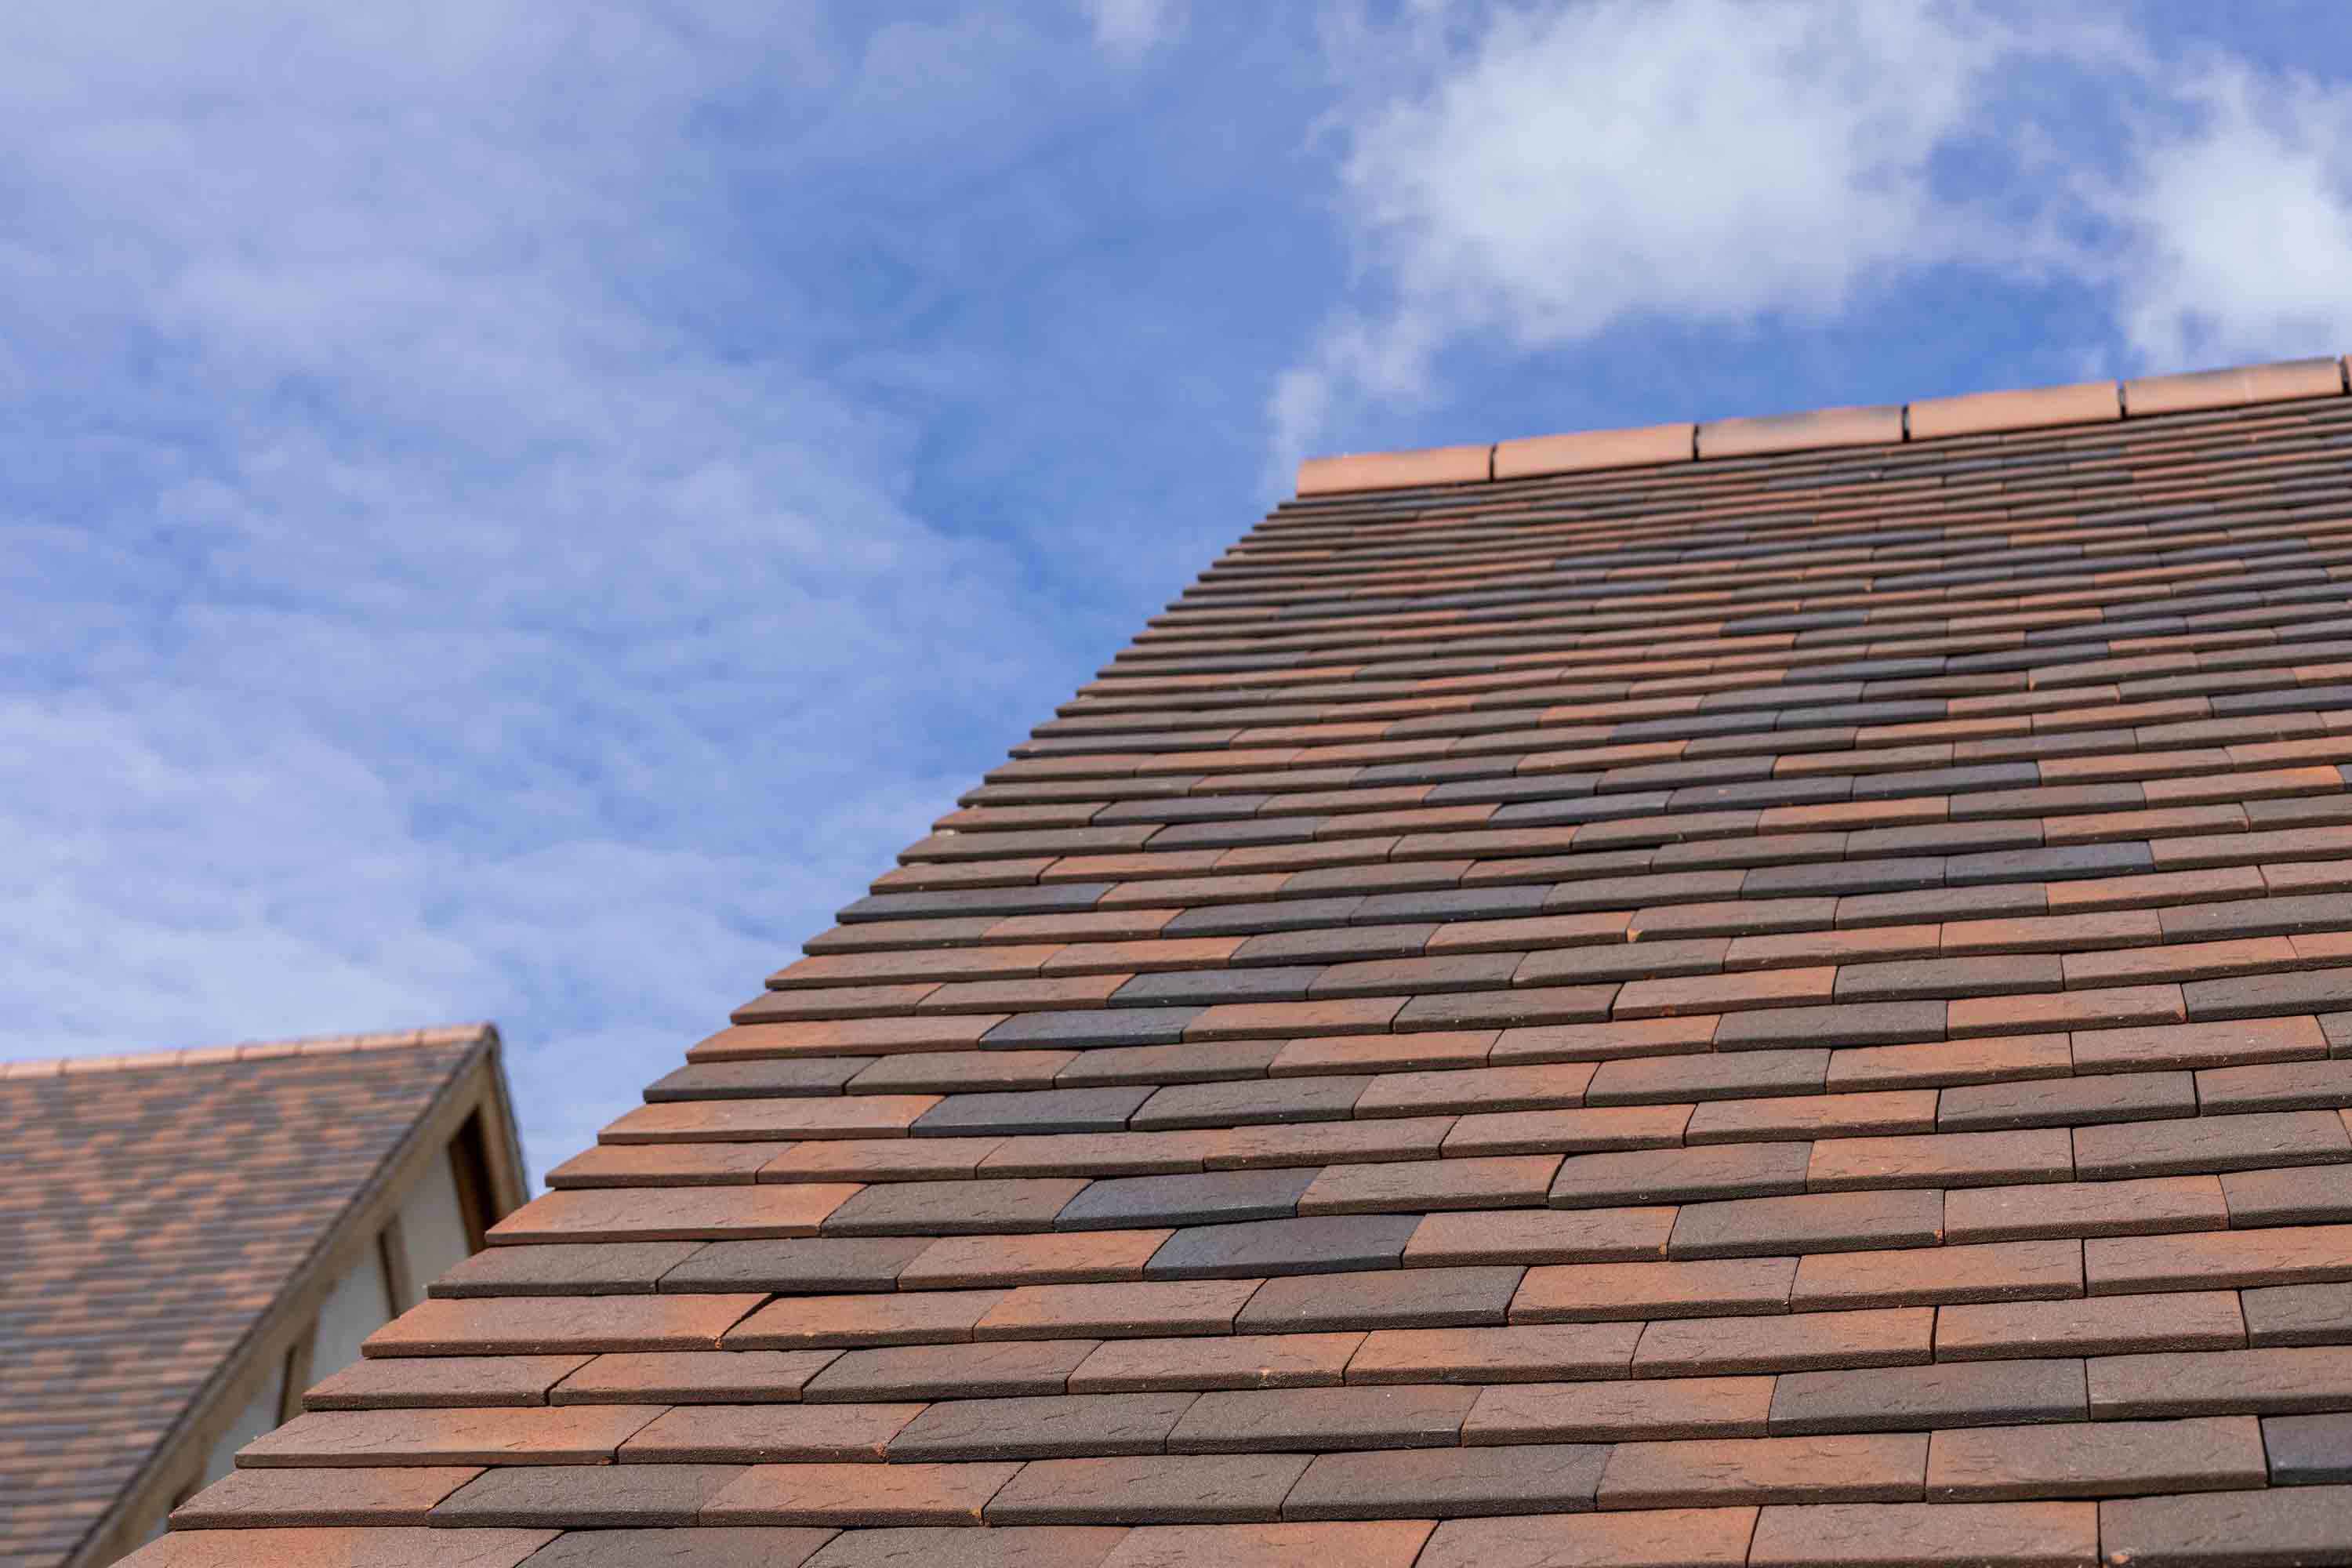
[129,376,2352,1567]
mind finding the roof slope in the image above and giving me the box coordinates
[1,1026,496,1568]
[142,365,2352,1568]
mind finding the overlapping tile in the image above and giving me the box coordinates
[142,362,2352,1566]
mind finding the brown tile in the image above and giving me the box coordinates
[821,1178,1091,1236]
[1685,1089,1936,1145]
[2070,1014,2329,1072]
[2073,1109,2352,1180]
[1491,1014,1720,1064]
[428,1464,746,1526]
[1463,1377,1775,1443]
[470,1528,838,1568]
[1947,984,2185,1037]
[1093,1519,1433,1568]
[620,1402,924,1462]
[1167,1383,1475,1451]
[1927,1414,2265,1500]
[1272,1030,1491,1076]
[1929,1175,2220,1250]
[2222,1163,2352,1226]
[803,1339,1098,1403]
[170,1467,482,1527]
[764,1139,1004,1183]
[727,1290,1008,1349]
[1632,1307,1933,1376]
[119,1527,558,1566]
[1443,1102,1692,1156]
[703,1461,1021,1526]
[550,1350,839,1405]
[1069,1333,1364,1392]
[1934,1292,2246,1360]
[1791,1240,2082,1310]
[1942,910,2161,955]
[238,1406,662,1467]
[1613,967,1836,1018]
[1668,1189,1944,1259]
[982,1453,1310,1525]
[1352,1059,1594,1117]
[1344,1322,1642,1385]
[1585,1047,1828,1106]
[1283,1443,1610,1519]
[1403,1205,1675,1266]
[885,1392,1199,1461]
[2089,1345,2352,1417]
[657,1237,935,1296]
[803,1525,1125,1568]
[550,1142,786,1187]
[1550,1142,1813,1207]
[366,1294,767,1356]
[1417,1508,1758,1568]
[897,1230,1170,1289]
[977,1279,1263,1339]
[488,1186,861,1242]
[1746,1500,2096,1567]
[2086,1223,2352,1292]
[432,1240,701,1297]
[1768,1358,2087,1434]
[303,1355,593,1410]
[1595,1432,1926,1508]
[2100,1484,2352,1568]
[2242,1280,2352,1347]
[1938,1070,2195,1134]
[1806,1127,2072,1192]
[1237,1265,1524,1332]
[1514,1257,1797,1322]
[1299,1153,1562,1214]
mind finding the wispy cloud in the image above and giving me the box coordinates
[1274,0,2352,466]
[1082,0,1181,62]
[2106,62,2352,367]
[0,4,1100,1171]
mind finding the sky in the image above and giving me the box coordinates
[5,0,2352,1181]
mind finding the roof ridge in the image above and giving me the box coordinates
[0,1022,498,1080]
[1294,352,2352,495]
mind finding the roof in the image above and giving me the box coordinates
[140,356,2352,1568]
[2,1025,502,1568]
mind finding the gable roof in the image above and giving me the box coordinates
[138,357,2352,1568]
[2,1025,506,1568]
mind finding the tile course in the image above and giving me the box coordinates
[140,362,2352,1566]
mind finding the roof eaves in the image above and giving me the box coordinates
[1294,352,2352,496]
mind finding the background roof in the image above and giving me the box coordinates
[1,1025,495,1568]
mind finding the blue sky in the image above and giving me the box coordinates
[6,1,2352,1180]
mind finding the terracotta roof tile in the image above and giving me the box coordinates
[143,364,2352,1565]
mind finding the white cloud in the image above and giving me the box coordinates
[1277,0,2352,465]
[0,2,1087,1174]
[1083,0,1178,62]
[2107,64,2352,367]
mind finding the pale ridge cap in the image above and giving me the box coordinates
[0,1022,498,1079]
[1295,353,2352,496]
